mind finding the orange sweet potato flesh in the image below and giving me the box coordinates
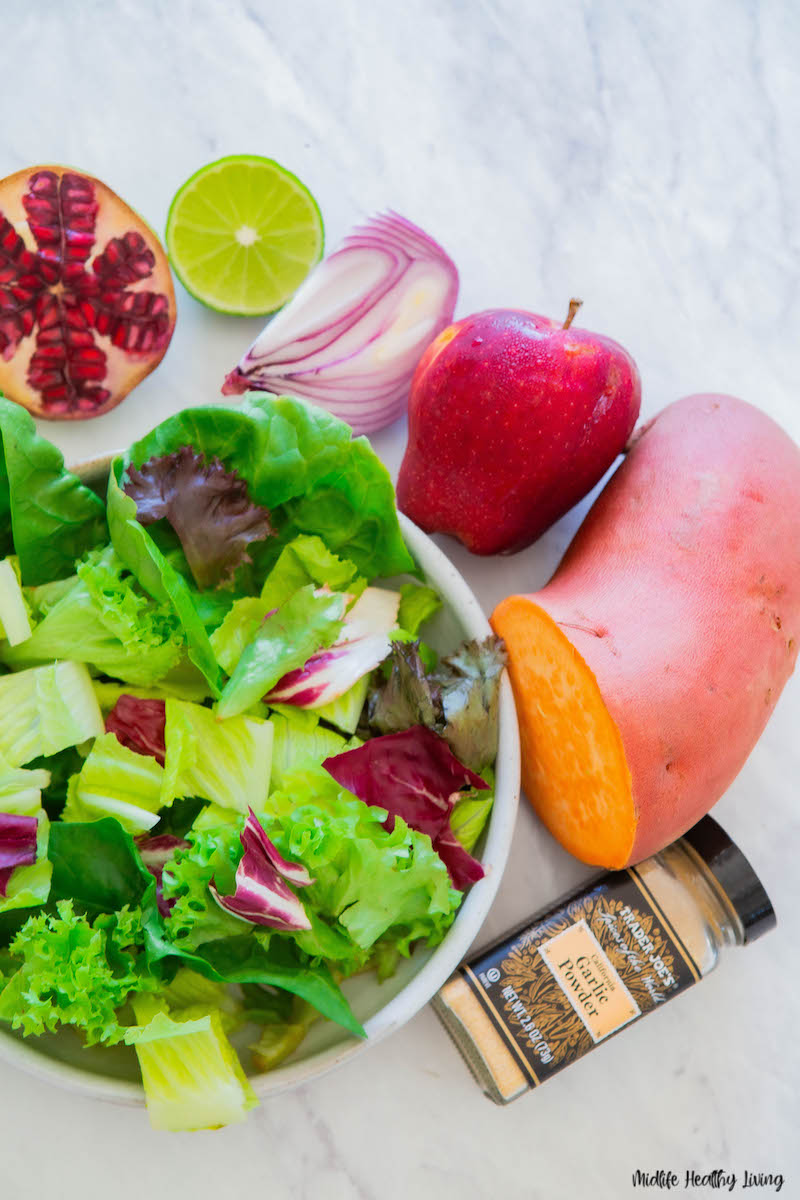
[491,394,800,868]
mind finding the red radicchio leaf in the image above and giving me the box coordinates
[0,813,38,897]
[209,808,314,931]
[106,695,167,765]
[322,726,488,890]
[136,833,189,917]
[123,447,276,590]
[431,825,487,890]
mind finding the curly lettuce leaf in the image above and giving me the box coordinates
[162,824,260,952]
[2,547,184,686]
[0,899,157,1045]
[435,636,508,771]
[144,838,364,1039]
[121,393,415,582]
[0,397,107,585]
[264,766,461,961]
[124,447,276,591]
[217,585,345,719]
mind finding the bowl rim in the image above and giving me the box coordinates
[0,454,521,1106]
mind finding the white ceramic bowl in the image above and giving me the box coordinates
[0,457,520,1107]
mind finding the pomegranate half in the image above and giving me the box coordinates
[0,165,176,420]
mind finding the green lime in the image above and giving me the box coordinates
[166,155,324,316]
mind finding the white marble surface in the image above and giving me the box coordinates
[1,0,797,1195]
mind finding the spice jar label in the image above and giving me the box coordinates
[460,868,702,1088]
[538,918,640,1042]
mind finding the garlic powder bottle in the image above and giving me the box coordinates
[433,816,774,1103]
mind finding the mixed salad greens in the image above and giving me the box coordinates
[0,393,505,1131]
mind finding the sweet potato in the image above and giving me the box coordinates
[491,394,800,867]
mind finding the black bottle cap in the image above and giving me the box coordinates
[681,815,776,944]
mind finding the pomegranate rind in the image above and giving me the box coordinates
[0,164,176,421]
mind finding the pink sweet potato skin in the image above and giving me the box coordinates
[532,393,800,863]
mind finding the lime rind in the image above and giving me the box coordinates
[165,154,324,317]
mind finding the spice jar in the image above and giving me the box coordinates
[433,815,775,1104]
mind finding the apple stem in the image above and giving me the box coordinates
[563,298,583,329]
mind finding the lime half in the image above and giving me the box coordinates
[166,155,324,316]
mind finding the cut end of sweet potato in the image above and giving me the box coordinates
[491,595,636,868]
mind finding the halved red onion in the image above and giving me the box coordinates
[222,212,459,435]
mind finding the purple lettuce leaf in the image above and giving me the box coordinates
[123,447,276,590]
[322,727,488,888]
[0,813,39,897]
[209,809,314,932]
[107,695,167,765]
[368,635,507,772]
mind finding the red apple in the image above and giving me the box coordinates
[396,304,641,555]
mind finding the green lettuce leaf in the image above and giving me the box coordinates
[312,675,370,735]
[217,585,345,719]
[0,756,52,914]
[396,583,442,638]
[210,597,271,676]
[0,397,107,585]
[0,756,50,816]
[0,661,103,766]
[0,556,31,646]
[269,710,347,792]
[63,732,165,834]
[124,996,257,1132]
[259,534,362,610]
[0,899,157,1045]
[106,461,224,697]
[162,700,273,812]
[0,814,51,915]
[450,766,495,854]
[4,546,184,686]
[48,817,153,915]
[121,393,415,581]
